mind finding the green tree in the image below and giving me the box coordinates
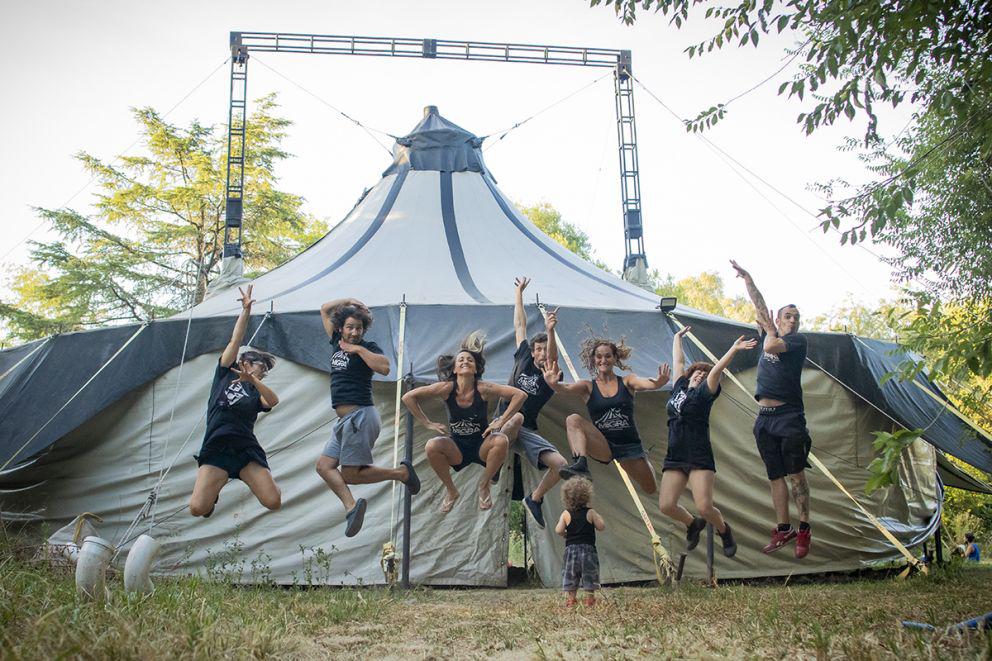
[653,270,753,323]
[590,0,992,379]
[518,202,616,272]
[1,95,326,342]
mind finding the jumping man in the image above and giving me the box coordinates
[496,277,569,529]
[731,259,813,558]
[316,297,420,538]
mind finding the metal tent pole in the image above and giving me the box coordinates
[400,368,415,589]
[706,523,715,587]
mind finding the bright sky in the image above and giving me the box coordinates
[0,0,905,318]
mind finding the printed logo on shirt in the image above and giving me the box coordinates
[516,373,541,395]
[762,352,781,364]
[331,350,350,371]
[669,389,688,414]
[449,419,483,436]
[223,380,249,407]
[595,408,631,431]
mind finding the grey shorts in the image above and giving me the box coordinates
[562,543,600,592]
[515,427,560,470]
[323,406,381,467]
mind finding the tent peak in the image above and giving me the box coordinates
[383,106,488,177]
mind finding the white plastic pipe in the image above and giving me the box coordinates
[75,536,113,600]
[123,534,161,595]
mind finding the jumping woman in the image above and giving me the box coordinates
[658,326,757,557]
[190,285,282,518]
[316,297,421,538]
[402,332,528,514]
[546,325,671,495]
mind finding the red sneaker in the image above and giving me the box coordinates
[583,594,596,607]
[795,528,811,559]
[564,595,577,608]
[761,526,797,554]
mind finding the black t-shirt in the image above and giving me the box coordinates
[203,360,271,448]
[329,330,385,408]
[666,375,721,446]
[755,331,807,408]
[501,339,556,431]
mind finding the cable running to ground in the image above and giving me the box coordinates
[252,56,396,155]
[482,71,613,152]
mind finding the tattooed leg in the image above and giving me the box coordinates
[787,472,810,523]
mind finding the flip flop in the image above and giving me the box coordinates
[478,491,493,511]
[440,492,459,514]
[345,498,367,537]
[401,459,421,495]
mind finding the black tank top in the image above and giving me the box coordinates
[445,384,487,441]
[586,376,640,445]
[565,506,596,546]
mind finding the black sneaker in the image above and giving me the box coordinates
[345,498,367,538]
[719,522,738,558]
[559,456,591,481]
[686,517,707,551]
[401,460,421,495]
[523,494,546,529]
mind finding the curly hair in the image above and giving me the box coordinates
[579,336,632,374]
[332,304,373,332]
[562,477,593,511]
[683,361,715,380]
[437,331,487,381]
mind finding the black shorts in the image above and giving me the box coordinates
[590,440,647,464]
[753,405,811,480]
[452,435,485,471]
[196,439,269,480]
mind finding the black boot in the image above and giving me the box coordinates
[718,522,738,558]
[559,455,591,481]
[686,517,707,551]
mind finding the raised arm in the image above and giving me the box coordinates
[479,381,528,436]
[706,335,758,393]
[401,381,451,436]
[221,285,256,368]
[542,361,593,400]
[730,260,776,336]
[671,325,690,378]
[624,363,672,393]
[544,306,560,368]
[513,277,529,346]
[319,297,368,338]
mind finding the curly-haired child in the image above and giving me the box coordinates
[554,477,606,607]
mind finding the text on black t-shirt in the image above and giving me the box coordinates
[754,331,807,407]
[329,330,385,408]
[203,359,271,448]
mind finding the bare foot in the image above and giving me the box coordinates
[440,490,460,514]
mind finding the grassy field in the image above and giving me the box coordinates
[2,548,991,659]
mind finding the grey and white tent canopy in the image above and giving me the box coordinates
[1,106,990,587]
